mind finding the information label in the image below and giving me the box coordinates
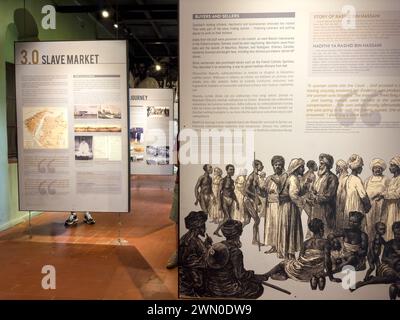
[15,40,130,212]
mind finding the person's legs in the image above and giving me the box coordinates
[166,183,179,269]
[214,197,231,236]
[350,276,396,292]
[264,262,288,281]
[243,198,260,245]
[389,283,399,300]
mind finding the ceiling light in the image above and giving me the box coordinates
[101,10,109,18]
[155,64,162,71]
[113,23,118,29]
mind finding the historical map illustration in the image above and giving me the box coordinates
[23,107,68,149]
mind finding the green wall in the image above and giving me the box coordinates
[0,0,112,230]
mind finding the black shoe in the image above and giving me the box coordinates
[84,217,96,225]
[65,215,78,227]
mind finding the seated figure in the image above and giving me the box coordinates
[264,218,341,291]
[205,219,265,299]
[327,211,369,273]
[350,221,400,299]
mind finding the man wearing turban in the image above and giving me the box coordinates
[335,159,349,231]
[377,156,400,240]
[308,154,339,237]
[344,154,371,229]
[263,156,287,254]
[179,211,212,296]
[301,160,318,218]
[205,220,265,299]
[364,158,390,239]
[276,158,305,259]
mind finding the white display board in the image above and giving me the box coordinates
[129,88,174,175]
[179,0,400,299]
[15,40,130,212]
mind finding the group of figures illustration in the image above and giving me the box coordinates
[180,153,400,299]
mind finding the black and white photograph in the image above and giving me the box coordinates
[147,106,170,118]
[98,105,122,119]
[74,105,98,119]
[74,136,93,160]
[146,145,170,165]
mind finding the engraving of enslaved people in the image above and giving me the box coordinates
[194,164,213,214]
[344,154,372,230]
[264,156,287,255]
[364,158,390,239]
[209,167,223,224]
[327,211,369,272]
[351,221,400,300]
[205,220,266,298]
[213,165,239,237]
[276,158,305,260]
[382,156,400,241]
[264,218,341,290]
[243,160,264,247]
[184,153,400,299]
[179,211,213,297]
[364,222,387,281]
[307,154,338,237]
[335,159,349,231]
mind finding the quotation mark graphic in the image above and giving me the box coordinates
[38,180,57,195]
[335,90,383,128]
[38,159,56,173]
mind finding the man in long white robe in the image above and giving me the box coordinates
[309,154,338,237]
[382,156,400,240]
[276,158,305,260]
[335,159,349,231]
[264,155,287,254]
[344,154,371,230]
[364,158,390,239]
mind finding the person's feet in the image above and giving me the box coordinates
[349,281,362,293]
[84,211,96,225]
[64,212,78,227]
[310,276,318,290]
[271,272,288,281]
[264,246,277,254]
[318,276,326,290]
[363,275,373,281]
[166,250,178,269]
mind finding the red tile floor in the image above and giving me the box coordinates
[0,175,178,299]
